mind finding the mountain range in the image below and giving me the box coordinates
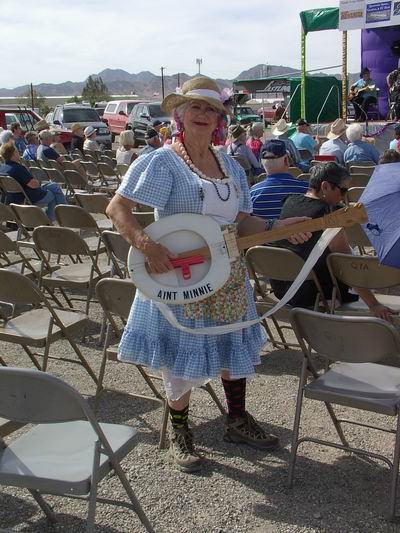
[0,64,355,98]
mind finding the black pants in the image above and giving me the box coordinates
[353,95,377,121]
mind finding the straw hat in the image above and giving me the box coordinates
[84,125,96,138]
[327,118,347,140]
[34,119,50,132]
[71,123,83,133]
[272,119,292,137]
[161,76,226,114]
[229,124,245,140]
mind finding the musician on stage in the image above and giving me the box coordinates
[387,67,400,119]
[107,76,311,473]
[349,68,378,122]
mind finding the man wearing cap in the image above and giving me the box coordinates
[140,127,162,156]
[10,122,27,155]
[37,130,64,163]
[319,118,348,164]
[70,123,84,153]
[250,139,309,220]
[83,126,100,152]
[227,125,264,176]
[290,118,320,157]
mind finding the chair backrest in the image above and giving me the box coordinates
[290,307,400,363]
[103,149,116,158]
[44,167,65,184]
[0,268,43,305]
[345,187,365,204]
[101,230,130,264]
[116,163,129,177]
[46,159,63,172]
[298,149,313,161]
[231,155,251,171]
[134,211,155,228]
[349,173,370,188]
[327,253,400,291]
[29,166,48,182]
[100,154,115,168]
[297,173,310,182]
[75,193,109,214]
[349,165,375,177]
[11,203,52,228]
[55,204,98,230]
[96,277,136,321]
[314,155,336,162]
[0,230,17,254]
[33,225,90,256]
[0,367,89,423]
[80,160,100,178]
[0,203,17,225]
[62,160,82,172]
[0,175,31,204]
[84,148,99,161]
[97,161,116,177]
[64,169,88,189]
[287,167,301,178]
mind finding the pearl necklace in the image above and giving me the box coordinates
[177,142,232,202]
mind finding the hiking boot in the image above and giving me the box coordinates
[223,411,280,451]
[169,427,202,473]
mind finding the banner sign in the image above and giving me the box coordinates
[339,0,400,30]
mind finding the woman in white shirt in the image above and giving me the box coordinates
[116,129,137,165]
[83,126,101,152]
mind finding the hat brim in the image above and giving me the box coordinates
[272,123,292,136]
[161,93,226,114]
[327,129,346,140]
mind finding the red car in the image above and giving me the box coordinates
[102,100,144,140]
[0,106,73,148]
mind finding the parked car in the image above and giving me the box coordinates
[94,101,108,118]
[51,104,112,148]
[0,106,72,148]
[103,100,144,141]
[232,106,263,126]
[126,102,170,147]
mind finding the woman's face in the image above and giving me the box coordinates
[320,177,351,206]
[183,100,219,140]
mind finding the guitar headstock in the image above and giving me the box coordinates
[323,204,368,228]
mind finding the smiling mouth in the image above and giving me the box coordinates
[193,121,209,126]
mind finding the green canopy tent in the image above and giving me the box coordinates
[299,8,347,120]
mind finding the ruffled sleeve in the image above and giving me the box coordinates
[117,150,174,209]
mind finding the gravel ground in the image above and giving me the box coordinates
[1,281,400,533]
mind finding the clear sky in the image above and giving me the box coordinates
[1,0,361,88]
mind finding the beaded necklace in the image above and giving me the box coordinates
[177,141,232,202]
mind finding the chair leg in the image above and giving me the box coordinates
[159,401,170,450]
[22,345,42,370]
[203,382,226,415]
[323,402,349,447]
[29,489,57,523]
[389,413,400,521]
[94,326,112,412]
[62,329,98,385]
[111,461,156,533]
[86,440,101,533]
[42,318,54,372]
[288,358,307,488]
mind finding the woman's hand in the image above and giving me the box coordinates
[274,217,312,245]
[369,303,398,322]
[141,238,177,274]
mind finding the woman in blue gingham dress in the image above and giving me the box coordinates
[107,76,308,472]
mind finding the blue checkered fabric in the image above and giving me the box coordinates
[117,147,267,381]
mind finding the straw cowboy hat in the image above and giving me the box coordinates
[34,119,50,132]
[272,118,292,136]
[327,118,347,140]
[84,125,96,138]
[161,77,227,114]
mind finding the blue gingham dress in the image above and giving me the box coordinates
[117,146,267,382]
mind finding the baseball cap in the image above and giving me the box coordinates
[152,120,163,127]
[145,127,158,140]
[260,139,287,159]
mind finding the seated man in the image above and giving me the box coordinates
[140,127,162,156]
[290,118,320,160]
[0,141,67,221]
[250,139,308,220]
[83,126,101,152]
[272,119,309,172]
[37,130,64,163]
[50,130,68,156]
[22,131,39,161]
[10,122,27,155]
[319,119,348,164]
[70,123,85,153]
[269,162,394,322]
[343,123,380,165]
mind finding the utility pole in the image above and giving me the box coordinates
[160,67,166,99]
[30,83,34,109]
[177,72,180,88]
[196,58,203,75]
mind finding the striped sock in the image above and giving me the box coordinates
[169,405,189,430]
[221,377,246,419]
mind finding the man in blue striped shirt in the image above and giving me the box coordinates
[250,139,309,220]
